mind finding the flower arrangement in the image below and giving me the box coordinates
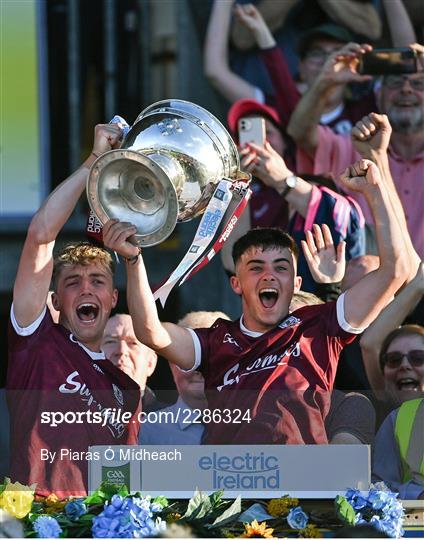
[0,477,406,538]
[342,484,405,538]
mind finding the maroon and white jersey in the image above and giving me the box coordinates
[7,307,140,497]
[188,295,361,444]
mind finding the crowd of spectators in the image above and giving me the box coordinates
[204,0,422,499]
[3,0,424,506]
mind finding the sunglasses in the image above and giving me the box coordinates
[382,350,424,369]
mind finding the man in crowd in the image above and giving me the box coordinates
[139,311,228,445]
[103,125,408,444]
[7,123,140,496]
[102,313,160,411]
[139,362,207,446]
[288,42,424,258]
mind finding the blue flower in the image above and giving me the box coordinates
[353,495,368,510]
[367,490,389,511]
[345,487,405,539]
[369,515,382,530]
[65,499,87,521]
[379,517,404,539]
[33,516,62,538]
[150,501,164,513]
[287,506,308,530]
[92,495,166,538]
[345,488,360,501]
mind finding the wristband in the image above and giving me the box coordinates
[123,249,141,265]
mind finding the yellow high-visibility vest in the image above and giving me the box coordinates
[394,398,424,483]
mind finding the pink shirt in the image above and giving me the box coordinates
[296,126,424,258]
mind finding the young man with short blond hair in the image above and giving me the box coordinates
[8,124,140,497]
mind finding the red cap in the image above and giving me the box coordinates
[227,99,281,136]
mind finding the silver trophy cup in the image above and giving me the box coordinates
[87,99,248,247]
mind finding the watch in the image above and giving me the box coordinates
[280,174,297,198]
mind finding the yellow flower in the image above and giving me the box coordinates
[242,519,275,538]
[299,524,322,538]
[43,493,67,514]
[166,511,182,523]
[0,481,34,519]
[267,496,299,517]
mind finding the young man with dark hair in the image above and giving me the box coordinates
[8,124,140,497]
[103,156,408,445]
[231,228,299,267]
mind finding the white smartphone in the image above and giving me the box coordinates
[238,116,266,147]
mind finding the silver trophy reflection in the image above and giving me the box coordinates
[87,99,249,248]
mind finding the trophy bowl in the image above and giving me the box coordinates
[87,99,244,247]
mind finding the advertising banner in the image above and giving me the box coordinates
[89,444,370,498]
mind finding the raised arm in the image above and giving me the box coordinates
[287,42,372,157]
[360,263,424,395]
[204,0,258,103]
[339,159,408,329]
[301,224,346,285]
[102,221,196,370]
[352,112,421,281]
[382,0,416,47]
[231,0,299,51]
[233,3,301,126]
[233,2,276,50]
[13,124,122,328]
[318,0,382,41]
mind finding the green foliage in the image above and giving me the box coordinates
[153,495,168,508]
[0,477,404,539]
[83,481,128,505]
[208,496,241,529]
[334,495,356,526]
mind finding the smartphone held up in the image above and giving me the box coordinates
[238,116,266,147]
[359,48,417,75]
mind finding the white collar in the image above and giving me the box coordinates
[239,315,264,338]
[320,103,344,125]
[69,334,105,360]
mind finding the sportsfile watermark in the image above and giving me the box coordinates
[40,407,251,427]
[89,445,370,498]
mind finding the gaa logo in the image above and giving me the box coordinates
[107,470,125,480]
[101,463,130,487]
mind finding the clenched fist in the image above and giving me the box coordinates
[339,159,382,194]
[351,112,392,158]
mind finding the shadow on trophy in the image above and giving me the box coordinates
[86,99,251,306]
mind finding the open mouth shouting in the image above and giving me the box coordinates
[396,377,420,393]
[76,302,100,324]
[259,288,279,309]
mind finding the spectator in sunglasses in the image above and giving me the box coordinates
[379,326,424,407]
[361,263,424,418]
